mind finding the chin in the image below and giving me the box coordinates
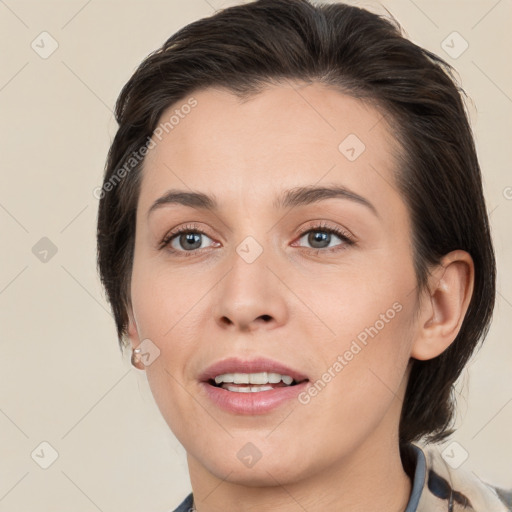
[192,444,312,487]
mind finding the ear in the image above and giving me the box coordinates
[411,250,475,361]
[127,305,145,370]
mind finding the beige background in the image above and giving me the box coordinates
[0,0,511,511]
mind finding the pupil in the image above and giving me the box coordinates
[181,233,201,250]
[309,231,329,248]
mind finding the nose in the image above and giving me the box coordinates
[212,240,289,333]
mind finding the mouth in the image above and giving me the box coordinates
[198,357,310,414]
[199,356,309,389]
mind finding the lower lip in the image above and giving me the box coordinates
[200,381,309,415]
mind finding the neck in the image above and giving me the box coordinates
[187,433,412,512]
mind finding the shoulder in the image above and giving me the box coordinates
[167,492,194,512]
[416,443,512,512]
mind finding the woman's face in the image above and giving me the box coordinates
[128,82,420,485]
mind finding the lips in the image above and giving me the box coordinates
[198,357,309,384]
[198,357,310,415]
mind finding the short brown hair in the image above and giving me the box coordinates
[97,0,496,446]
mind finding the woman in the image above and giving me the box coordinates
[96,0,510,510]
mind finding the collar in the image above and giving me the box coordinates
[406,443,511,511]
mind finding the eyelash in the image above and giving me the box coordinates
[158,221,355,257]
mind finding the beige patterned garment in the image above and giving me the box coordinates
[411,444,512,512]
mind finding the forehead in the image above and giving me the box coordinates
[139,82,404,218]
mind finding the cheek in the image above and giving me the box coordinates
[292,311,414,468]
[129,265,206,420]
[299,265,416,426]
[302,258,413,343]
[326,277,414,395]
[130,258,205,344]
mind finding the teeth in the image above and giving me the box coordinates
[215,374,234,384]
[234,372,249,384]
[214,372,295,385]
[224,385,275,393]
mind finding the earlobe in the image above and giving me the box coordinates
[411,250,474,361]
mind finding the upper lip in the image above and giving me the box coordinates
[199,357,309,383]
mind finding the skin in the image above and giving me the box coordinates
[126,81,474,512]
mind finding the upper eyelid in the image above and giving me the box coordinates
[296,221,354,240]
[162,222,351,240]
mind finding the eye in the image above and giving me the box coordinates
[159,223,217,256]
[159,221,355,257]
[295,222,355,252]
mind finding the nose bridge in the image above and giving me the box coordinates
[227,227,274,299]
[228,200,276,268]
[212,222,288,331]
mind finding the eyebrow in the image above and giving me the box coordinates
[147,185,378,218]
